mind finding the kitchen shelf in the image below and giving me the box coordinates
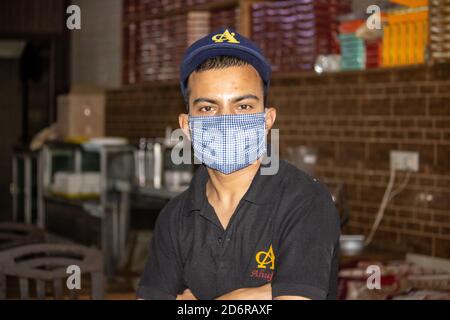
[135,186,183,199]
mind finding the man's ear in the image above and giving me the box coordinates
[178,113,191,141]
[264,107,277,131]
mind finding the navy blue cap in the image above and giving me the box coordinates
[180,27,271,108]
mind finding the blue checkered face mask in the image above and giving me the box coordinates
[188,112,267,174]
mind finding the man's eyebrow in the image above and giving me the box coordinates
[232,94,260,103]
[193,97,217,105]
[192,94,260,105]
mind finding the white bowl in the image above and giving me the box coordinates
[340,235,365,256]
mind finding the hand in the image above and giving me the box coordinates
[216,283,272,300]
[176,289,198,300]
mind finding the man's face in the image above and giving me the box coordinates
[178,64,277,141]
[187,64,265,116]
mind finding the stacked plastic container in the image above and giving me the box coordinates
[124,0,209,16]
[382,7,429,67]
[429,0,450,62]
[250,0,352,72]
[210,6,240,32]
[365,39,383,69]
[123,13,209,84]
[123,0,241,84]
[338,20,366,70]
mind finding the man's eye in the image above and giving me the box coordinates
[238,104,253,110]
[199,106,214,112]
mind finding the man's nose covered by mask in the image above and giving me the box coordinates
[189,112,267,174]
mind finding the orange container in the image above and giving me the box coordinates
[382,9,428,67]
[339,19,365,34]
[390,0,428,8]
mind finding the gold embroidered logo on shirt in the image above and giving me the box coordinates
[255,245,275,270]
[211,29,240,44]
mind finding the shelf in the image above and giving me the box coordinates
[135,186,183,199]
[112,62,436,93]
[44,194,100,207]
[270,63,431,80]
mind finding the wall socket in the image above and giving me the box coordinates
[390,150,419,172]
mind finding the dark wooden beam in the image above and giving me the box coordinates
[0,0,65,36]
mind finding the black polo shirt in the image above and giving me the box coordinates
[137,160,340,300]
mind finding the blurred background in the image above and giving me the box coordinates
[0,0,449,300]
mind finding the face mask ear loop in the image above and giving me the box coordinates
[261,111,268,158]
[264,110,269,136]
[187,116,193,143]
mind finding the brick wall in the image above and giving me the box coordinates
[106,63,450,259]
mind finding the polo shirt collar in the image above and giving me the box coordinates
[185,162,281,213]
[185,165,209,212]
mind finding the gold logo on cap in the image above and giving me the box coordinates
[211,29,240,44]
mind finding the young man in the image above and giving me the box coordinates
[137,28,340,300]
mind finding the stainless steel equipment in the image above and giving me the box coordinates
[38,141,135,277]
[135,136,193,193]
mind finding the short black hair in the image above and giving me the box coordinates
[183,55,268,110]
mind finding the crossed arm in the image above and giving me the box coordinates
[176,284,310,300]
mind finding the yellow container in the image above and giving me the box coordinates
[390,0,428,8]
[382,9,428,67]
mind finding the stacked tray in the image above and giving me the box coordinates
[250,0,351,72]
[430,0,450,62]
[123,12,210,84]
[338,19,365,70]
[338,33,366,70]
[382,8,428,66]
[365,39,382,69]
[122,0,242,85]
[210,6,240,32]
[124,0,209,19]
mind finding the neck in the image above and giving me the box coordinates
[206,161,261,204]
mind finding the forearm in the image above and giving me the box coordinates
[215,284,272,300]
